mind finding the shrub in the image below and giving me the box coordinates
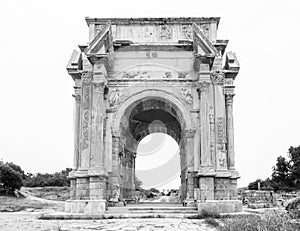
[221,210,298,231]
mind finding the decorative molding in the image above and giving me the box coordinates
[181,88,193,104]
[211,70,225,84]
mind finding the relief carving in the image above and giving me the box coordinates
[181,88,193,104]
[200,24,210,38]
[182,25,192,40]
[164,72,172,78]
[178,72,188,79]
[95,24,105,33]
[211,70,225,84]
[159,25,172,41]
[81,110,89,150]
[82,87,90,109]
[109,89,122,107]
[217,117,225,147]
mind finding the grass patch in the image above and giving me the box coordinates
[204,217,220,228]
[220,210,299,231]
[0,196,62,212]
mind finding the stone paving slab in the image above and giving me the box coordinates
[0,213,218,231]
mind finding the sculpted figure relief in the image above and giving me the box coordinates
[181,88,193,104]
[109,89,122,107]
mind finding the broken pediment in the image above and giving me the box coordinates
[84,22,113,58]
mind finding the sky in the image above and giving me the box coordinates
[0,0,300,189]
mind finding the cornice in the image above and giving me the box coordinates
[85,17,220,26]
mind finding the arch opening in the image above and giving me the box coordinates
[136,133,181,191]
[115,97,189,201]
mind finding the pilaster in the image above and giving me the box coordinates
[211,70,227,170]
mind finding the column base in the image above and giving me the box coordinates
[65,200,106,214]
[197,200,242,214]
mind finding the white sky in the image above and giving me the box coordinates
[0,0,300,188]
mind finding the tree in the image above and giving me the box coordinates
[288,145,300,188]
[271,156,290,189]
[0,162,23,191]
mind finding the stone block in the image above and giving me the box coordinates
[197,200,242,214]
[65,200,106,214]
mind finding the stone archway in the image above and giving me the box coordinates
[109,91,194,202]
[66,17,242,215]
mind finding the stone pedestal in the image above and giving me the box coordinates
[197,200,242,214]
[65,200,106,214]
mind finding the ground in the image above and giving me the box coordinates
[0,190,218,231]
[0,213,218,231]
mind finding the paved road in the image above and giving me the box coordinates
[0,212,218,231]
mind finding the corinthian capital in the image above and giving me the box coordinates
[225,93,235,105]
[211,70,225,84]
[72,94,81,103]
[93,82,105,93]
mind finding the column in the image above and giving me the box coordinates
[89,82,105,173]
[72,85,81,170]
[225,93,235,170]
[199,82,212,167]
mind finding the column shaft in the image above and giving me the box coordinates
[199,82,211,166]
[226,94,235,170]
[72,89,81,170]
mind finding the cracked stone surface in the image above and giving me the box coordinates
[0,212,218,231]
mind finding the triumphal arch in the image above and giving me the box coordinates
[66,17,241,214]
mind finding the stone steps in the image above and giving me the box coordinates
[106,204,198,217]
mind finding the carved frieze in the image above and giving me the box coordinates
[200,24,210,38]
[121,71,188,79]
[95,24,105,33]
[211,70,225,84]
[159,25,172,41]
[181,88,193,104]
[109,89,122,107]
[182,25,192,40]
